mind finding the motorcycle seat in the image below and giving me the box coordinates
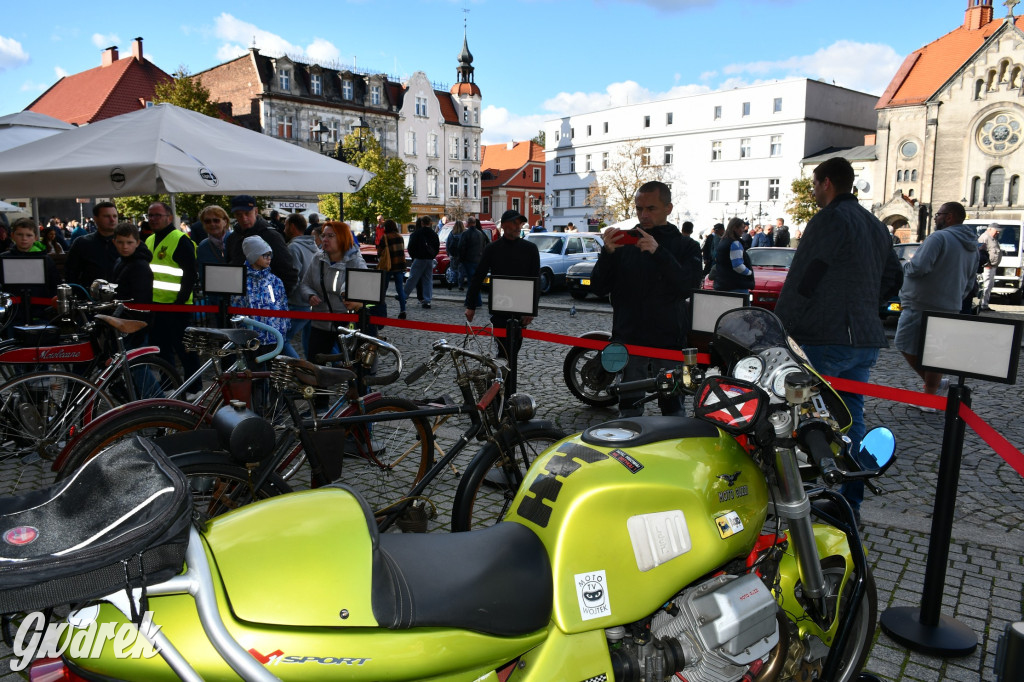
[582,415,719,448]
[373,523,553,637]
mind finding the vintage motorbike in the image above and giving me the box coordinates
[10,307,895,682]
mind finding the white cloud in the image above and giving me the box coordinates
[21,81,47,92]
[55,66,68,78]
[92,32,120,49]
[212,13,342,66]
[481,106,548,146]
[0,36,29,72]
[721,40,903,95]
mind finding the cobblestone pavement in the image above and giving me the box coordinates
[2,290,1022,680]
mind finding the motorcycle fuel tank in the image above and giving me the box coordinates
[506,416,769,634]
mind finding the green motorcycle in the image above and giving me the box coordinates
[8,307,895,682]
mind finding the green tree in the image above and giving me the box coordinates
[786,176,818,226]
[319,130,412,228]
[531,130,546,148]
[118,67,232,223]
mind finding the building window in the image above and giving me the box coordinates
[711,141,722,161]
[474,138,480,161]
[740,138,751,158]
[569,190,576,207]
[773,97,782,113]
[342,80,353,100]
[714,105,722,120]
[709,181,720,202]
[971,176,982,205]
[474,108,479,124]
[742,101,750,116]
[585,154,592,171]
[666,112,673,125]
[450,134,459,159]
[664,145,673,165]
[371,85,381,105]
[428,133,438,157]
[644,115,651,128]
[641,147,651,166]
[1010,175,1020,205]
[450,174,459,197]
[554,191,561,207]
[463,106,470,123]
[555,157,562,174]
[406,170,416,194]
[405,130,417,155]
[473,174,479,198]
[587,124,592,136]
[328,120,339,142]
[415,96,428,116]
[603,121,609,133]
[427,170,438,197]
[464,176,470,198]
[532,196,541,213]
[277,114,293,139]
[533,167,541,182]
[569,156,576,173]
[570,127,575,138]
[911,169,918,181]
[986,166,1006,205]
[768,178,780,200]
[602,152,609,169]
[770,135,782,157]
[310,74,322,95]
[482,197,490,214]
[512,197,521,213]
[738,180,749,201]
[279,69,290,90]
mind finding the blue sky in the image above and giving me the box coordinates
[0,0,996,145]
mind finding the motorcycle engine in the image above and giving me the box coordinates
[607,573,779,682]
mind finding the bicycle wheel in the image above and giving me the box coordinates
[451,421,567,532]
[127,356,182,400]
[54,404,203,481]
[0,370,116,473]
[332,397,434,521]
[173,453,291,521]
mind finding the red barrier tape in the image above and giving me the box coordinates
[31,300,1022,472]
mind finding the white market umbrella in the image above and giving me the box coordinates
[0,111,74,154]
[0,103,373,198]
[0,200,22,212]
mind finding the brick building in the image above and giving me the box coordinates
[194,33,482,221]
[480,141,545,226]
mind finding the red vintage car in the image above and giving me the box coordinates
[703,247,796,311]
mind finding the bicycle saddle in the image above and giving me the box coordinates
[183,327,261,349]
[94,314,147,335]
[274,356,355,389]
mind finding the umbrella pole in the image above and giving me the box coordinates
[169,193,178,227]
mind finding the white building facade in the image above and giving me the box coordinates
[545,78,878,232]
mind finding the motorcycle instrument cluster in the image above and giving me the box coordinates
[731,348,805,400]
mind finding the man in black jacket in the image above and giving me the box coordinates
[406,216,440,309]
[65,201,120,290]
[591,181,703,417]
[775,157,902,523]
[224,195,298,295]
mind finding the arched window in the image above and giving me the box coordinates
[908,189,915,198]
[976,79,986,99]
[971,176,982,205]
[988,69,997,92]
[1012,67,1022,90]
[911,169,918,182]
[999,60,1010,84]
[897,170,903,182]
[986,166,1005,206]
[1010,175,1020,206]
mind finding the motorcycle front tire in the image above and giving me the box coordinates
[562,335,618,408]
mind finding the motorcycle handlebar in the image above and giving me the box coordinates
[798,421,843,487]
[614,376,659,395]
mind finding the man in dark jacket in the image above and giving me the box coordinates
[775,157,902,523]
[591,181,703,417]
[224,195,298,294]
[65,201,120,290]
[406,216,440,309]
[459,217,487,304]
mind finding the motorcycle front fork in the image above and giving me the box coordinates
[772,446,829,621]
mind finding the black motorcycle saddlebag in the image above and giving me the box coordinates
[0,437,192,614]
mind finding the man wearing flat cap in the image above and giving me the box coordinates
[465,210,540,365]
[225,195,299,294]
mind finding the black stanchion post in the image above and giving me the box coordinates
[879,379,978,656]
[504,315,522,395]
[218,298,230,329]
[19,288,32,326]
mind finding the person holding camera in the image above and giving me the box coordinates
[591,181,703,418]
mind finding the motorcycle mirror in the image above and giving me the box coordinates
[601,343,629,372]
[857,427,896,475]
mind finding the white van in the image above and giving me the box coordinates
[964,218,1024,304]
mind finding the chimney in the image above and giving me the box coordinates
[506,141,515,150]
[131,37,143,61]
[964,0,993,30]
[101,46,118,67]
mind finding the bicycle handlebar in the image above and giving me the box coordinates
[230,316,284,364]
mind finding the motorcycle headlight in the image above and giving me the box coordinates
[506,393,536,421]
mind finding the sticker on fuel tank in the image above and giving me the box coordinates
[609,449,643,473]
[575,570,611,621]
[715,511,745,539]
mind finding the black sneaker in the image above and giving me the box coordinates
[422,303,431,309]
[397,311,407,320]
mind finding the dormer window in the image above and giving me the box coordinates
[342,79,353,100]
[371,85,381,105]
[311,74,322,95]
[279,69,290,90]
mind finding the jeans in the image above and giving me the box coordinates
[153,311,201,393]
[801,344,880,512]
[980,266,996,307]
[385,270,407,312]
[406,259,434,305]
[283,303,312,359]
[462,261,482,307]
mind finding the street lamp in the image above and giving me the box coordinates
[313,117,371,222]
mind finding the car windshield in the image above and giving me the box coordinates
[748,248,795,268]
[527,235,565,254]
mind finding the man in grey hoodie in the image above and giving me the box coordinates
[895,201,980,403]
[284,213,318,358]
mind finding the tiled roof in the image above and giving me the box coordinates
[27,57,172,125]
[481,141,544,188]
[801,144,877,164]
[434,90,460,125]
[877,14,1024,109]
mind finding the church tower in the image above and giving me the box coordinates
[964,0,994,30]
